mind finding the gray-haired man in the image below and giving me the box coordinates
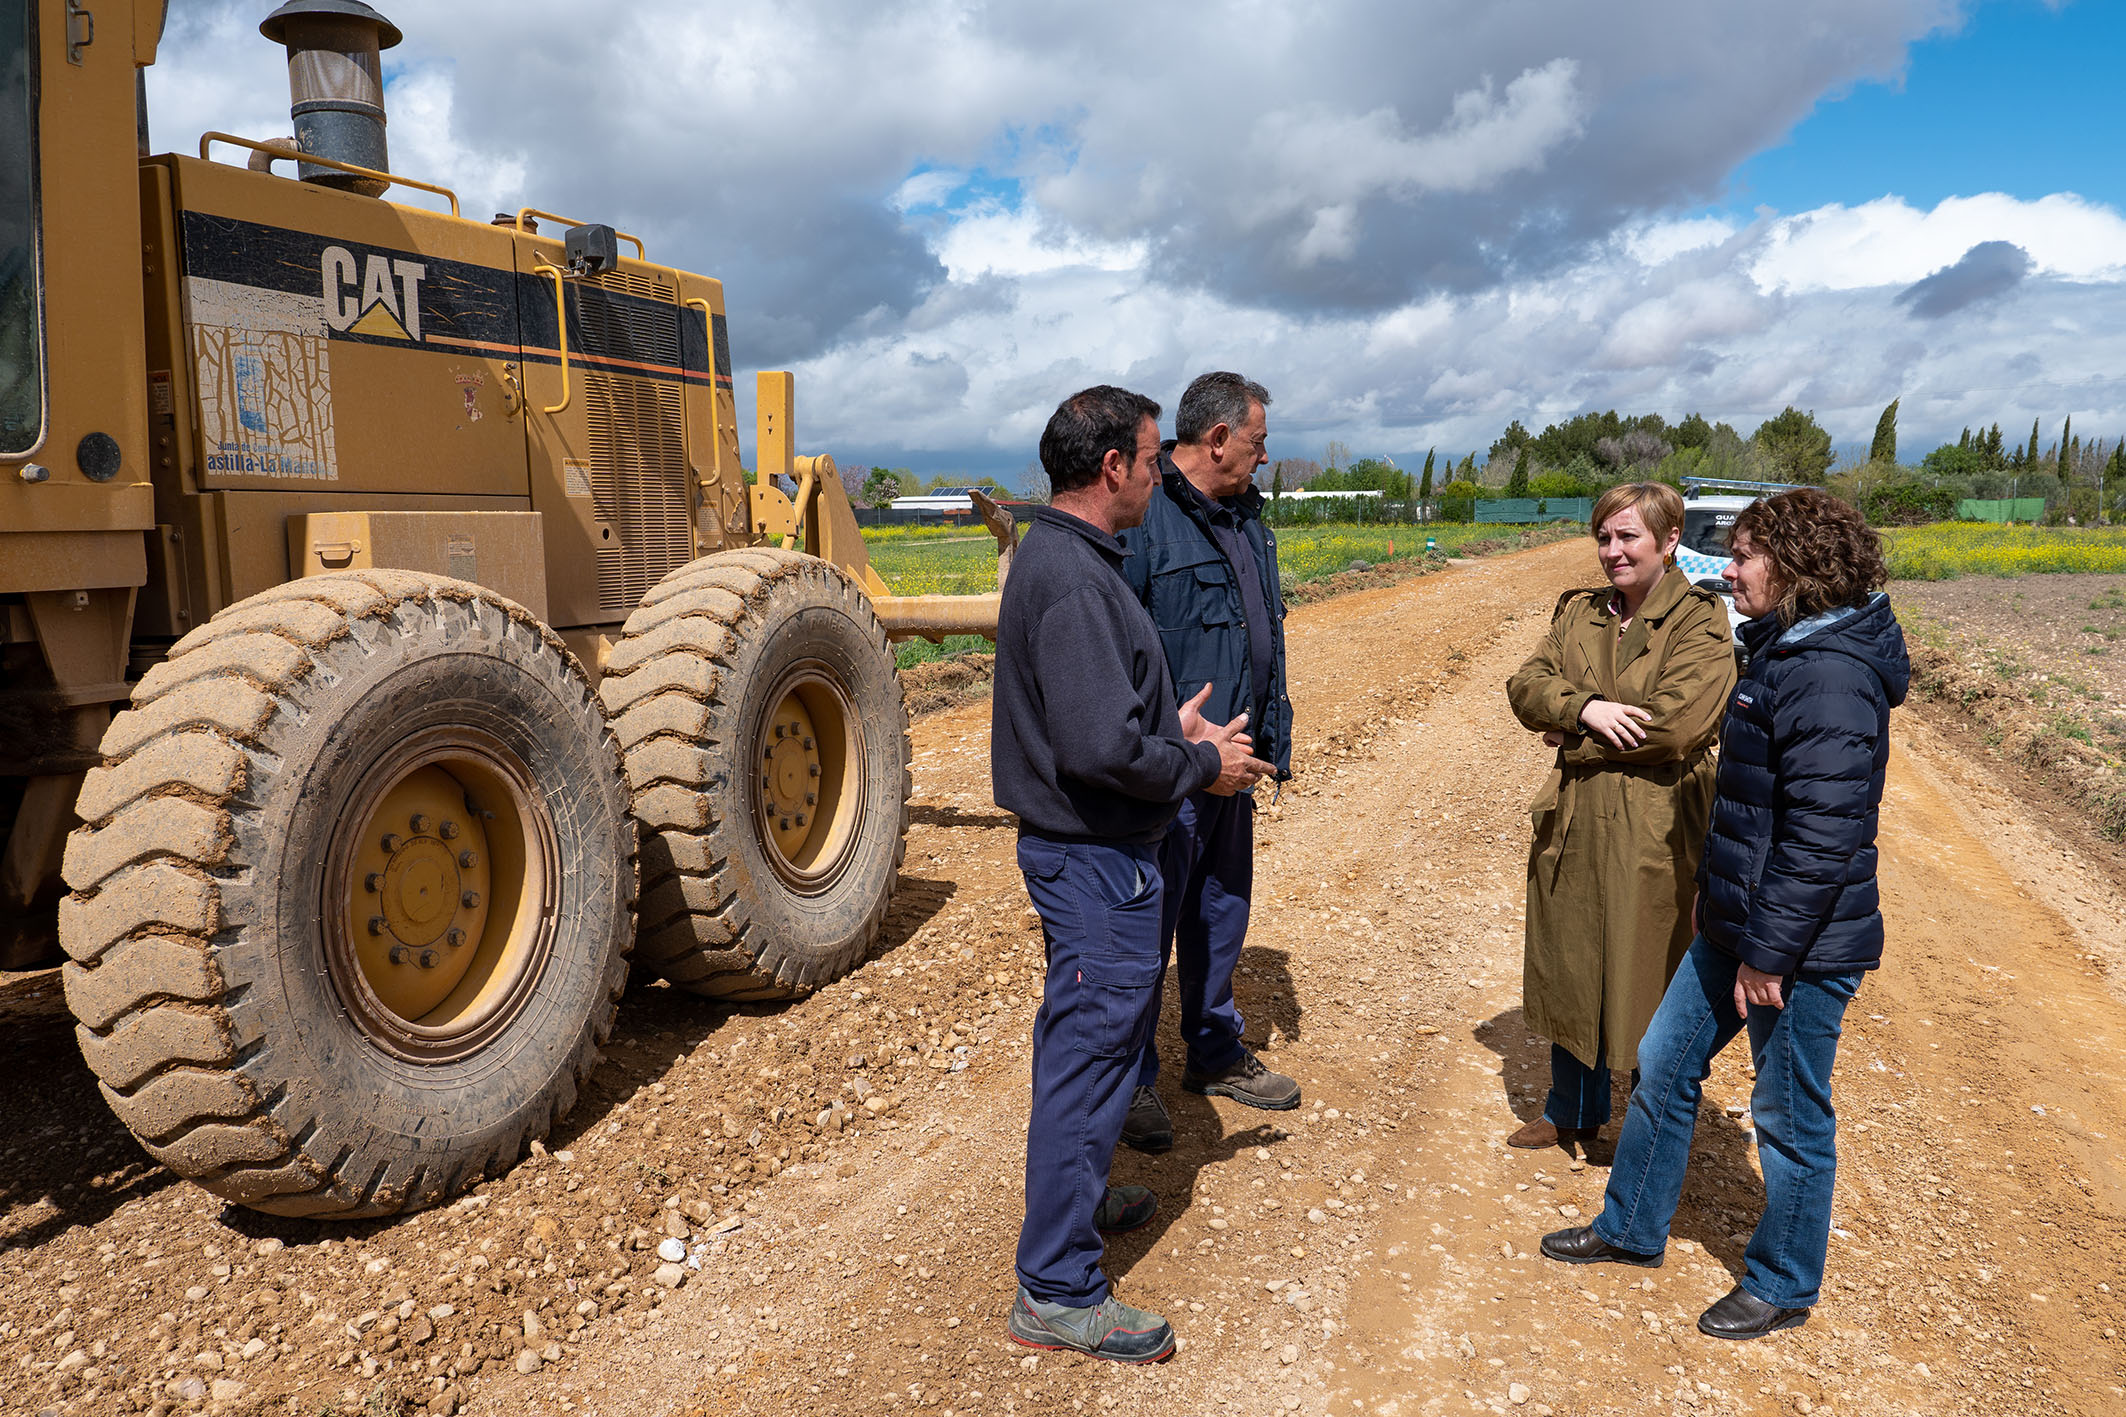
[1115,371,1300,1153]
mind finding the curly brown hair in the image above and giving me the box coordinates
[1731,487,1888,624]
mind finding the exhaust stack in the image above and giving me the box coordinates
[259,1,402,197]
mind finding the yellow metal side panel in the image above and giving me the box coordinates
[0,0,155,579]
[513,239,698,630]
[0,531,146,593]
[163,156,530,498]
[213,489,532,605]
[287,510,548,623]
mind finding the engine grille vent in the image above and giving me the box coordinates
[585,371,693,615]
[587,268,673,302]
[575,286,680,368]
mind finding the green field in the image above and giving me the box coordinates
[861,521,1537,597]
[863,521,1551,666]
[1884,523,2126,580]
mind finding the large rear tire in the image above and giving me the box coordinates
[600,548,908,999]
[59,573,635,1218]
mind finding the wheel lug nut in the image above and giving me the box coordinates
[368,916,389,936]
[418,949,439,969]
[794,812,807,827]
[804,792,816,805]
[779,818,791,831]
[440,820,459,840]
[365,872,383,892]
[446,927,466,947]
[388,944,410,964]
[410,813,431,833]
[381,832,402,853]
[461,890,481,909]
[802,737,814,750]
[459,850,478,868]
[808,764,821,778]
[773,724,786,739]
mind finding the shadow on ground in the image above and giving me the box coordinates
[1477,1004,1766,1275]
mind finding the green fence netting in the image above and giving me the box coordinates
[1954,498,2048,523]
[1474,497,1594,524]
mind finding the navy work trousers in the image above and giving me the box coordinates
[1014,834,1165,1307]
[1136,791,1253,1088]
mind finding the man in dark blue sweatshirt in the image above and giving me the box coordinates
[996,384,1271,1363]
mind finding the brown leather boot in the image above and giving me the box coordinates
[1507,1117,1596,1149]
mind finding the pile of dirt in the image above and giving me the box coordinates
[1902,628,2126,839]
[898,651,995,718]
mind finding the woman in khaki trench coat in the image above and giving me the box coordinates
[1504,483,1735,1150]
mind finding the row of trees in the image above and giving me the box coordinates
[833,400,2118,526]
[1267,401,2118,526]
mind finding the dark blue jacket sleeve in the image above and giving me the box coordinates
[1734,658,1884,976]
[1032,585,1220,804]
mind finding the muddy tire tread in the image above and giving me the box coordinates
[60,572,635,1218]
[601,549,909,999]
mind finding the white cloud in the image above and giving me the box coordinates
[1622,216,1739,267]
[1753,193,2126,292]
[934,205,1145,281]
[138,1,2126,482]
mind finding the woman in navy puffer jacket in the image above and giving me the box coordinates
[1537,488,1909,1342]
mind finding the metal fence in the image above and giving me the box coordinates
[1474,497,1594,524]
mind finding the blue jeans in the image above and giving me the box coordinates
[1136,792,1252,1087]
[1014,835,1165,1307]
[1591,936,1862,1309]
[1546,1045,1613,1130]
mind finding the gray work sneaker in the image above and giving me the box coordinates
[1093,1184,1156,1234]
[1182,1049,1301,1110]
[1007,1286,1176,1363]
[1119,1085,1174,1153]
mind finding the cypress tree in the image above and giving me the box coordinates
[1506,448,1530,498]
[1957,426,1971,450]
[2060,416,2073,479]
[1869,399,1899,464]
[1418,448,1436,500]
[2027,418,2041,467]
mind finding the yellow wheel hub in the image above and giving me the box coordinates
[344,765,493,1022]
[761,691,823,862]
[754,668,863,888]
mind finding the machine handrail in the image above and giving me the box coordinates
[513,209,647,261]
[198,132,461,216]
[534,260,570,414]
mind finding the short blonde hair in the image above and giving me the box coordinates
[1590,481,1684,546]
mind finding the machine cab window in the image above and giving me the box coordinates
[0,0,40,455]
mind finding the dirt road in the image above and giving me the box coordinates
[4,540,2123,1417]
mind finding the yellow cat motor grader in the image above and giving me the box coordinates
[0,0,1003,1217]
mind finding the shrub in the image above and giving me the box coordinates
[1861,480,1957,526]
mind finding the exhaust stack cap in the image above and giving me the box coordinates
[260,1,402,197]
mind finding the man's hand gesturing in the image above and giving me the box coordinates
[1180,682,1274,796]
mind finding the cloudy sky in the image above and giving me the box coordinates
[150,0,2126,487]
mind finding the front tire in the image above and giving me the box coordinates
[59,573,635,1217]
[601,548,909,999]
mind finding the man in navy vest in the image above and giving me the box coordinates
[1115,372,1300,1152]
[993,384,1272,1361]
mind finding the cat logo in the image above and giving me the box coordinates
[320,245,427,342]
